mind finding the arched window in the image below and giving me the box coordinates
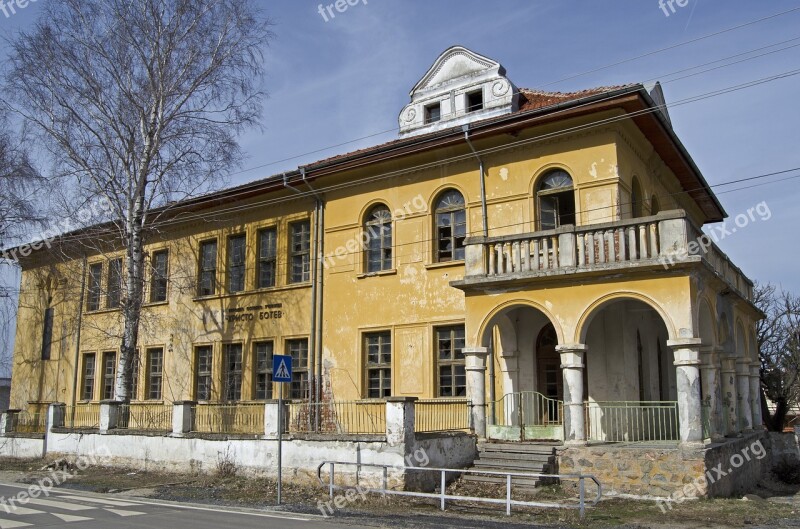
[650,195,660,215]
[364,204,393,272]
[631,177,643,218]
[536,170,575,230]
[435,190,466,262]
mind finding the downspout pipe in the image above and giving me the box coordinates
[463,125,494,410]
[463,125,488,238]
[70,255,87,423]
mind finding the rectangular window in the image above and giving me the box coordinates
[149,250,169,303]
[466,90,484,113]
[87,263,103,312]
[223,343,243,401]
[106,258,123,309]
[290,221,311,284]
[254,341,274,400]
[227,235,246,293]
[146,348,164,401]
[365,332,391,399]
[130,349,140,401]
[101,351,116,400]
[425,102,441,124]
[258,228,277,289]
[41,307,54,360]
[81,353,96,401]
[195,345,213,401]
[286,339,309,400]
[437,326,466,397]
[198,240,218,296]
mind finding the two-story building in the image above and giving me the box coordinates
[5,47,764,492]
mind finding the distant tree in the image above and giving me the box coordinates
[4,0,272,401]
[754,283,800,431]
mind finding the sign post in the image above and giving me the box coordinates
[272,354,292,505]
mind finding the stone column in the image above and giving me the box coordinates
[749,362,763,430]
[498,351,519,425]
[464,347,489,438]
[99,400,120,434]
[385,397,417,447]
[557,344,587,446]
[264,400,286,439]
[700,347,724,441]
[736,359,753,432]
[668,339,703,446]
[720,356,739,436]
[171,401,196,437]
[47,403,66,432]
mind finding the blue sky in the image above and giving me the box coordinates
[1,0,800,374]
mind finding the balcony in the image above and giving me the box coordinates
[454,209,754,302]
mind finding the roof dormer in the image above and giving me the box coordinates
[398,46,519,138]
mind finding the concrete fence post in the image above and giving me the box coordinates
[172,401,196,437]
[386,397,417,447]
[47,403,66,432]
[264,400,286,439]
[99,400,120,434]
[0,410,20,435]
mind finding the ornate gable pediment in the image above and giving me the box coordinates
[410,46,502,97]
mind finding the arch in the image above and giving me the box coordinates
[650,194,661,215]
[433,188,467,262]
[698,297,717,348]
[534,168,576,230]
[426,182,468,211]
[478,300,564,347]
[631,176,643,218]
[575,292,677,344]
[363,203,393,273]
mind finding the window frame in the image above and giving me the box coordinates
[222,343,244,402]
[149,249,169,303]
[227,234,247,294]
[257,227,278,289]
[364,204,393,273]
[289,220,311,284]
[41,307,54,360]
[466,90,484,113]
[253,341,274,401]
[86,263,103,312]
[434,190,467,263]
[364,331,392,399]
[146,347,164,401]
[101,350,117,401]
[536,170,576,231]
[194,345,213,402]
[436,326,467,398]
[81,352,96,401]
[197,239,218,297]
[106,258,123,309]
[130,349,141,401]
[286,338,309,400]
[424,102,441,124]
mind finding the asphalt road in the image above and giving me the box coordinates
[0,483,374,529]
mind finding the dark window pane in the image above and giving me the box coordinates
[82,353,96,400]
[258,228,277,288]
[41,307,54,360]
[198,241,218,296]
[87,264,103,311]
[290,221,311,283]
[195,346,213,401]
[150,250,169,303]
[227,235,246,293]
[106,259,123,309]
[223,344,243,401]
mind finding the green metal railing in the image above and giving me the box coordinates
[487,392,564,427]
[585,401,679,443]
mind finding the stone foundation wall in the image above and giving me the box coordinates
[768,429,800,467]
[705,432,770,497]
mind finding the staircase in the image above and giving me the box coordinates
[463,441,561,491]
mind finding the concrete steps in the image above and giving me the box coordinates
[462,441,561,491]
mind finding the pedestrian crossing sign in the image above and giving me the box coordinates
[273,354,292,382]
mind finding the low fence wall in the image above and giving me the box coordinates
[0,434,45,459]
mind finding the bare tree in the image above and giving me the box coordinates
[755,283,800,431]
[4,0,272,401]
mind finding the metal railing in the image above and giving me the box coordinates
[64,403,101,429]
[585,401,679,443]
[288,400,386,435]
[192,403,264,434]
[14,411,46,434]
[415,399,472,433]
[118,403,172,432]
[488,392,564,427]
[317,461,602,519]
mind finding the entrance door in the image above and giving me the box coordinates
[536,324,563,424]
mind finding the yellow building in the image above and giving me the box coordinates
[6,46,762,448]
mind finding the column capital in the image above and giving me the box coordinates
[464,347,489,372]
[749,363,760,377]
[666,338,702,350]
[463,347,489,357]
[668,338,702,366]
[555,344,587,354]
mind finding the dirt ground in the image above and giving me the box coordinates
[0,457,798,528]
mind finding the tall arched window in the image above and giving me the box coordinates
[631,177,643,218]
[536,170,575,230]
[435,190,466,262]
[364,204,393,272]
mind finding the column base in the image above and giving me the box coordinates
[679,441,704,450]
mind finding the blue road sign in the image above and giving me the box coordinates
[273,354,292,382]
